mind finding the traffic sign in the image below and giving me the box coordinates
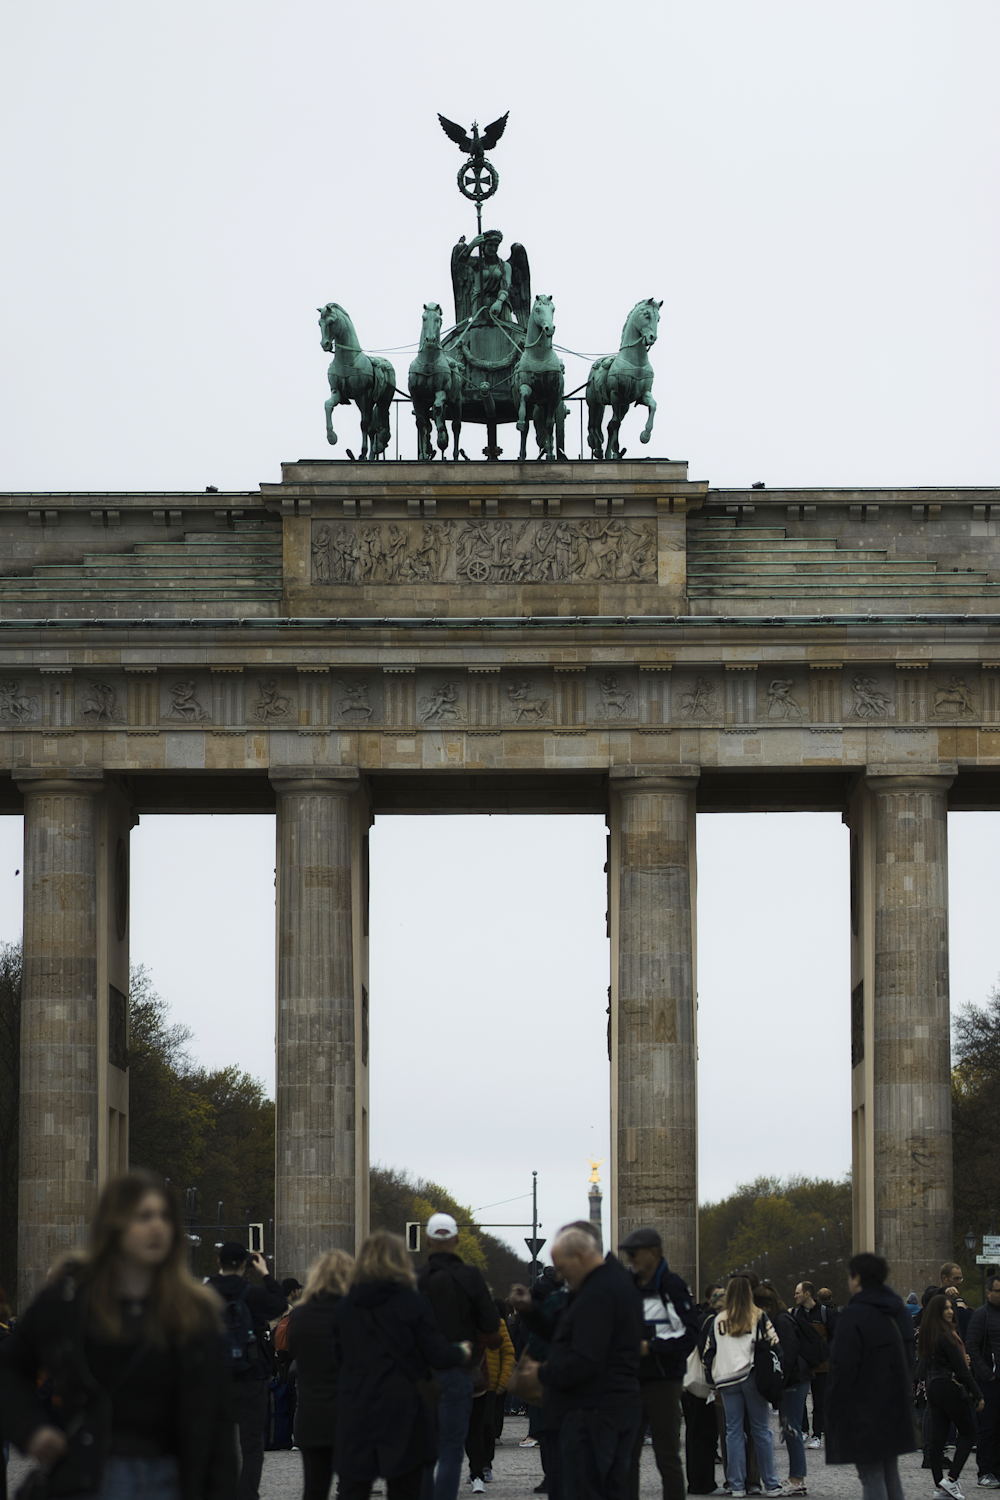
[525,1237,546,1258]
[975,1255,998,1265]
[982,1236,1000,1252]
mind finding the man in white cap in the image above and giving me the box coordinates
[419,1212,501,1500]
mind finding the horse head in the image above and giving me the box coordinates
[420,302,444,348]
[622,297,662,351]
[530,294,555,340]
[318,301,350,354]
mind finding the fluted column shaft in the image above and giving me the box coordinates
[17,777,104,1305]
[868,772,953,1294]
[613,770,698,1286]
[273,774,360,1274]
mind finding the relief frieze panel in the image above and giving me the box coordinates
[0,679,40,725]
[310,518,657,586]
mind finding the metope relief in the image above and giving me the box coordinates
[310,518,657,586]
[418,681,465,724]
[250,678,294,724]
[0,680,40,725]
[81,681,125,726]
[765,679,803,719]
[849,675,892,719]
[932,676,977,718]
[163,680,210,722]
[676,676,721,720]
[595,674,635,720]
[335,678,373,721]
[505,678,551,723]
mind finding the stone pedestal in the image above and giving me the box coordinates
[272,770,368,1275]
[17,774,104,1304]
[609,767,699,1287]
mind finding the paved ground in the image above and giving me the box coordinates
[4,1413,938,1498]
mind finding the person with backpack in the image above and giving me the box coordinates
[416,1213,501,1500]
[755,1283,822,1496]
[0,1170,236,1500]
[792,1283,836,1447]
[618,1227,699,1500]
[702,1276,783,1499]
[207,1241,287,1500]
[287,1250,354,1500]
[332,1232,473,1500]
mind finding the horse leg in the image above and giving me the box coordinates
[450,398,462,461]
[517,382,532,462]
[433,390,448,458]
[556,401,568,462]
[413,401,431,462]
[586,399,604,459]
[325,389,341,447]
[639,391,657,445]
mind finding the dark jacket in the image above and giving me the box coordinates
[787,1305,828,1383]
[0,1278,236,1500]
[206,1271,287,1379]
[918,1329,983,1404]
[538,1261,642,1420]
[825,1283,918,1466]
[333,1279,465,1479]
[633,1258,698,1382]
[417,1253,500,1351]
[966,1301,1000,1386]
[287,1294,341,1449]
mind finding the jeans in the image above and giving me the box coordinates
[66,1456,181,1499]
[421,1367,473,1500]
[779,1381,809,1480]
[925,1377,977,1485]
[979,1377,1000,1478]
[720,1379,780,1493]
[856,1456,905,1500]
[682,1391,720,1494]
[234,1376,267,1500]
[300,1444,336,1500]
[809,1372,827,1437]
[628,1380,684,1500]
[560,1405,641,1500]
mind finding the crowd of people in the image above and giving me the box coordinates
[0,1172,998,1500]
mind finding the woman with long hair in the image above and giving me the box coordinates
[288,1248,355,1500]
[703,1276,782,1499]
[0,1171,236,1500]
[917,1293,984,1499]
[332,1231,472,1500]
[754,1283,809,1495]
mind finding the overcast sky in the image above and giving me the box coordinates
[2,0,999,1264]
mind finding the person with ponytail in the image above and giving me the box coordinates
[0,1171,236,1500]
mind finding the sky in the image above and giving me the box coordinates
[1,0,999,1262]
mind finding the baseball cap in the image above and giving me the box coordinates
[619,1227,662,1253]
[219,1241,248,1266]
[426,1212,459,1241]
[281,1278,303,1296]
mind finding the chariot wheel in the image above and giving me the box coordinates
[465,559,491,583]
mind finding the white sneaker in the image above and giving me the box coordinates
[518,1438,538,1448]
[941,1482,964,1500]
[934,1489,950,1498]
[472,1482,486,1495]
[979,1483,1000,1492]
[806,1437,822,1449]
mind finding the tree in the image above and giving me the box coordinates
[183,1066,275,1278]
[699,1174,853,1304]
[370,1164,530,1293]
[951,986,1000,1300]
[127,964,213,1191]
[0,941,21,1297]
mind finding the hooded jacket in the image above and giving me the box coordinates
[825,1282,917,1466]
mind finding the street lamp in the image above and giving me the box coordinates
[965,1227,976,1253]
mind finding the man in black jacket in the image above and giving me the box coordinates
[417,1212,500,1500]
[619,1227,698,1500]
[522,1227,642,1500]
[967,1274,1000,1488]
[207,1241,287,1500]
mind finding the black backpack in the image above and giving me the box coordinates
[221,1281,258,1375]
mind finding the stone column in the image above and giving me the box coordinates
[610,767,699,1287]
[272,770,362,1275]
[17,773,105,1306]
[867,770,954,1294]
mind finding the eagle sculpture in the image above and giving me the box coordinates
[437,112,509,163]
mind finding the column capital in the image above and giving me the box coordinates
[610,766,700,797]
[16,770,106,798]
[866,763,956,794]
[270,767,361,799]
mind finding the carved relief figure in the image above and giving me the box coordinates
[385,524,407,577]
[337,679,373,720]
[165,680,210,722]
[678,677,719,718]
[851,675,891,718]
[312,524,332,584]
[251,679,293,722]
[597,675,633,719]
[506,679,550,722]
[0,679,39,724]
[332,525,360,583]
[82,681,125,726]
[419,682,462,723]
[933,676,977,717]
[766,679,802,718]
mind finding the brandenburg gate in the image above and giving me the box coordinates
[4,461,997,1304]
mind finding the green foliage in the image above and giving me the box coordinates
[951,986,1000,1302]
[699,1174,853,1304]
[0,941,21,1298]
[370,1163,530,1293]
